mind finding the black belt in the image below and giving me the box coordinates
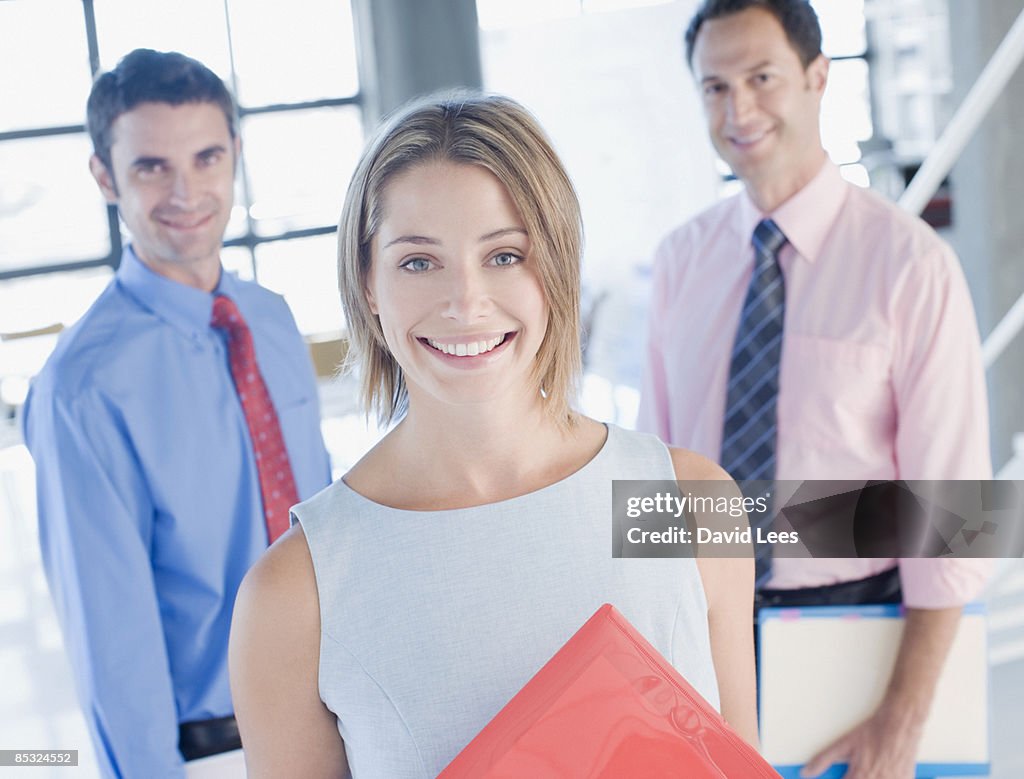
[179,715,241,761]
[752,567,903,684]
[755,566,902,610]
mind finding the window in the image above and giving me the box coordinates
[811,0,873,186]
[0,0,362,344]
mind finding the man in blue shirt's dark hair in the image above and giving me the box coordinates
[86,48,238,178]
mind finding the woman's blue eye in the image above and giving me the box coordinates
[401,258,431,272]
[492,253,521,267]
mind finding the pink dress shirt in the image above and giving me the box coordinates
[637,161,992,608]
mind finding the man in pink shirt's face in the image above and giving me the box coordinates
[690,4,829,214]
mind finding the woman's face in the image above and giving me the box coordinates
[367,160,549,410]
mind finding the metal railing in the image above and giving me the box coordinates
[897,7,1024,371]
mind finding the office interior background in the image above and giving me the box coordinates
[1,0,1022,775]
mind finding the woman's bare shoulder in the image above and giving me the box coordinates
[230,527,322,721]
[666,446,732,482]
[663,447,754,609]
[230,528,348,776]
[236,526,319,630]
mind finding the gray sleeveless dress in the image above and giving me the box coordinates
[293,424,719,778]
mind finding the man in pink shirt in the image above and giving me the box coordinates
[637,1,991,776]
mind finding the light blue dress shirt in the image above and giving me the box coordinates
[22,247,332,778]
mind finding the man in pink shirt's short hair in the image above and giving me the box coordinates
[637,1,992,776]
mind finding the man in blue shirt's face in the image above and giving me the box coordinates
[88,100,239,294]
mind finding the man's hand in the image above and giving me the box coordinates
[800,701,923,778]
[802,605,963,779]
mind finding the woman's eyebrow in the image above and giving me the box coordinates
[383,227,527,249]
[478,227,528,242]
[382,235,441,248]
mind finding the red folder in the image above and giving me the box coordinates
[439,604,778,778]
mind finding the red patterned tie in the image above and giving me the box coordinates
[211,294,299,543]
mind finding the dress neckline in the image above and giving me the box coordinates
[337,423,616,516]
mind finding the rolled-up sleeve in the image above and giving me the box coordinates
[899,559,993,609]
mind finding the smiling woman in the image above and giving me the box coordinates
[228,92,758,778]
[365,161,549,408]
[338,94,583,429]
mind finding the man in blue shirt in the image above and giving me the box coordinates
[22,49,332,777]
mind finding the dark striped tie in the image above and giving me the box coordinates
[721,218,787,587]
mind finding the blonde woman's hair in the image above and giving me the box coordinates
[338,91,583,427]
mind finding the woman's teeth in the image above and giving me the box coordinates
[427,334,506,357]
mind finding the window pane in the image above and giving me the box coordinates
[839,163,870,188]
[0,265,112,341]
[255,235,344,336]
[0,268,113,403]
[821,59,872,165]
[243,108,362,236]
[477,0,580,30]
[0,1,93,132]
[225,179,250,243]
[582,0,674,13]
[225,0,359,105]
[479,1,721,290]
[93,0,231,78]
[811,0,866,58]
[221,246,255,282]
[0,135,110,271]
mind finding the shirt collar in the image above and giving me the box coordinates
[116,245,237,341]
[735,160,848,264]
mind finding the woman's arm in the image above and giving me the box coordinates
[229,526,349,778]
[669,448,759,747]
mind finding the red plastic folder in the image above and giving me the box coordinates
[438,604,779,778]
